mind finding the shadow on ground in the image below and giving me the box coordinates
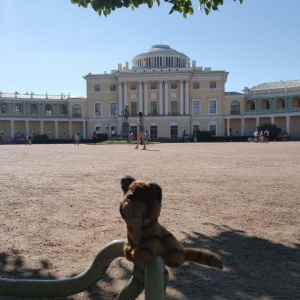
[0,227,299,299]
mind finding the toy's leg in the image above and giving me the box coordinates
[116,262,145,300]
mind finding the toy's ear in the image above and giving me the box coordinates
[121,176,135,193]
[149,183,162,202]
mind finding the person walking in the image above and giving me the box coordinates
[134,111,146,150]
[92,131,97,145]
[128,132,134,144]
[74,134,79,145]
[264,129,270,143]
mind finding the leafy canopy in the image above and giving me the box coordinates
[70,0,243,18]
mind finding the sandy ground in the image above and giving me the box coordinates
[0,141,299,300]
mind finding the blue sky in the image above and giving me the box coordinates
[1,0,299,96]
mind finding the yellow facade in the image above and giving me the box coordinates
[1,45,300,142]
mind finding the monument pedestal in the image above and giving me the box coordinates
[121,122,130,139]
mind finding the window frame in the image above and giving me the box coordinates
[110,102,117,116]
[131,102,137,117]
[210,81,216,89]
[110,85,117,92]
[150,83,157,90]
[130,83,137,91]
[193,82,200,89]
[192,100,200,115]
[151,102,158,115]
[170,82,178,89]
[209,99,217,114]
[94,102,102,116]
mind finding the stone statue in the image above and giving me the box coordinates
[122,105,129,121]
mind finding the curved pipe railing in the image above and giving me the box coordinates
[0,239,125,298]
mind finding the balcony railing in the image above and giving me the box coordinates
[230,110,240,115]
[72,113,82,118]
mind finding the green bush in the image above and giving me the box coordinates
[96,133,108,142]
[195,130,212,141]
[32,134,50,144]
[257,123,281,140]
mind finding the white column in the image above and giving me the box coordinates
[271,116,274,124]
[10,120,14,138]
[179,80,184,115]
[241,117,245,136]
[226,118,230,136]
[164,81,169,115]
[55,121,58,139]
[286,115,290,134]
[185,80,190,115]
[255,117,259,129]
[40,121,44,135]
[124,82,128,107]
[26,121,29,134]
[69,121,72,138]
[143,81,148,116]
[118,81,123,115]
[83,121,86,139]
[139,81,143,112]
[159,81,163,115]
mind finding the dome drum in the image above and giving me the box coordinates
[132,44,190,69]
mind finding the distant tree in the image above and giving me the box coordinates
[257,123,281,141]
[70,0,243,18]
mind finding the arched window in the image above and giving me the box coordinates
[15,104,24,114]
[45,104,52,115]
[1,103,8,114]
[72,104,81,117]
[60,104,68,115]
[30,104,38,115]
[231,101,240,113]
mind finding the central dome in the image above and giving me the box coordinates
[132,44,190,69]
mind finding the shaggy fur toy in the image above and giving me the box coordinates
[120,176,223,269]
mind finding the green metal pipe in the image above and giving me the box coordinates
[0,240,125,298]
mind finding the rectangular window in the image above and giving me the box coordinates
[130,83,137,90]
[209,100,216,114]
[150,126,157,140]
[151,102,157,115]
[110,85,116,91]
[170,126,178,139]
[192,100,200,115]
[131,102,137,116]
[171,82,177,89]
[110,102,117,116]
[210,81,216,89]
[210,125,216,136]
[95,103,101,116]
[150,83,157,90]
[171,101,177,115]
[193,82,200,89]
[94,85,101,92]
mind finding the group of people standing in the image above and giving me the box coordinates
[253,129,270,143]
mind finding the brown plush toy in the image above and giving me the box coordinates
[120,176,223,269]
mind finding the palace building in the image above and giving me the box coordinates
[1,44,300,142]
